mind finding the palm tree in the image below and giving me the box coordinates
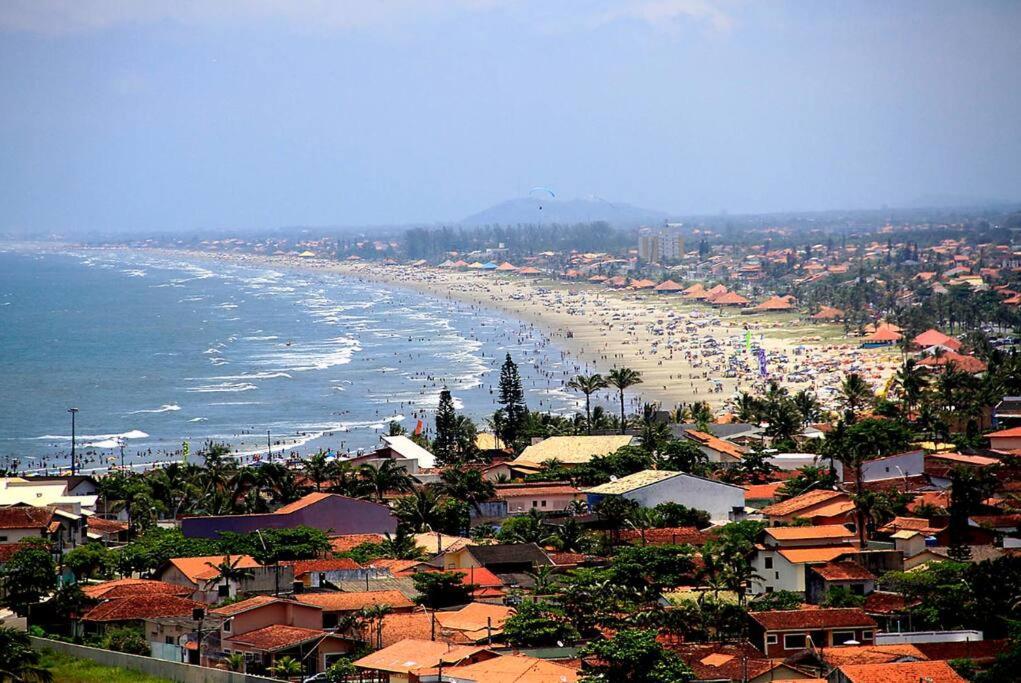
[361,461,413,502]
[567,374,608,434]
[360,604,393,649]
[269,656,303,680]
[607,367,643,435]
[377,528,426,560]
[221,652,246,672]
[203,555,255,598]
[391,488,443,533]
[792,389,822,426]
[550,516,588,553]
[625,507,664,546]
[439,468,495,513]
[895,359,926,418]
[840,372,874,416]
[0,626,52,683]
[328,461,369,498]
[301,451,334,492]
[729,392,762,423]
[502,508,555,545]
[528,564,558,596]
[256,463,298,505]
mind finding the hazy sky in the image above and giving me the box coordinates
[1,1,1019,233]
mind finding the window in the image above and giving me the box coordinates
[541,500,547,508]
[532,501,538,508]
[165,636,174,645]
[323,614,338,629]
[0,536,6,542]
[223,619,232,633]
[832,631,856,645]
[861,630,874,641]
[765,587,774,594]
[764,557,773,569]
[783,634,806,650]
[765,634,778,645]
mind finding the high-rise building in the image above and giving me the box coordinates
[638,233,684,263]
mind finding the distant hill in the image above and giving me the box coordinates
[461,197,668,227]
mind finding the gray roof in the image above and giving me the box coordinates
[466,543,552,567]
[671,423,762,439]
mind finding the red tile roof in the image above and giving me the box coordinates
[209,594,294,617]
[836,660,966,683]
[225,624,329,652]
[82,579,192,600]
[86,517,129,534]
[0,506,54,529]
[281,558,361,576]
[661,642,780,681]
[330,534,386,553]
[618,527,711,546]
[765,525,856,542]
[760,489,849,517]
[810,561,876,582]
[294,590,414,612]
[83,595,203,622]
[748,608,876,631]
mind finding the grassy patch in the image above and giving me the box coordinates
[39,650,175,683]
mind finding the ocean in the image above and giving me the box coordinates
[0,247,580,473]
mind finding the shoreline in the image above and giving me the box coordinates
[130,247,901,413]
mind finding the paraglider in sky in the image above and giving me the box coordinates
[528,186,555,211]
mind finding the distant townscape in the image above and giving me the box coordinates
[3,208,1021,683]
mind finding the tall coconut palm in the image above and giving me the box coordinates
[894,359,926,418]
[202,555,255,598]
[839,372,874,416]
[607,367,643,435]
[392,487,443,533]
[361,460,414,502]
[439,468,495,513]
[361,604,393,649]
[300,451,333,492]
[567,373,608,434]
[625,507,664,546]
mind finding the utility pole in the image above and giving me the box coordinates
[67,408,79,476]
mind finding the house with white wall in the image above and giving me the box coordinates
[583,470,745,524]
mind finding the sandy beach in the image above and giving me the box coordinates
[139,248,902,416]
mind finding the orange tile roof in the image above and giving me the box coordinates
[837,660,966,683]
[744,482,783,500]
[330,533,386,553]
[275,492,332,514]
[225,624,329,652]
[443,654,580,683]
[765,525,855,541]
[928,452,1000,467]
[82,579,192,600]
[685,430,746,460]
[295,590,414,612]
[437,603,515,634]
[760,489,849,517]
[821,644,926,666]
[353,639,488,674]
[167,555,262,584]
[86,517,129,534]
[83,595,203,622]
[209,594,296,617]
[378,612,436,647]
[777,547,856,564]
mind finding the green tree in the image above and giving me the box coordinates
[301,451,334,492]
[360,460,413,503]
[607,367,643,434]
[748,590,803,611]
[63,542,113,581]
[0,626,52,683]
[498,354,528,447]
[269,655,303,680]
[823,585,866,608]
[411,571,473,609]
[840,372,875,417]
[1,542,56,617]
[103,626,148,655]
[503,600,580,647]
[568,374,608,434]
[323,658,357,683]
[580,629,693,683]
[439,468,495,513]
[498,509,554,545]
[653,502,711,529]
[656,440,710,476]
[376,528,426,560]
[433,388,459,464]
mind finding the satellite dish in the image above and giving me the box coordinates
[844,639,860,646]
[556,641,564,648]
[178,634,190,646]
[609,475,618,482]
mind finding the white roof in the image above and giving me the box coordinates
[380,435,436,469]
